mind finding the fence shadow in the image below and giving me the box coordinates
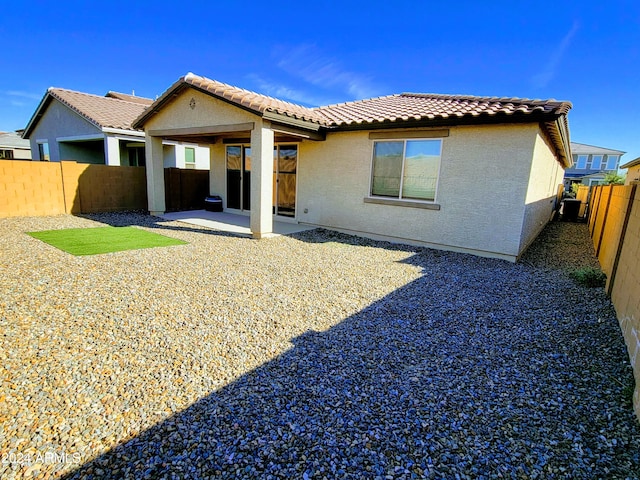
[61,228,640,478]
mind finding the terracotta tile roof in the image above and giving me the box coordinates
[133,73,572,166]
[48,88,150,130]
[316,93,572,126]
[136,73,571,132]
[24,88,151,137]
[105,91,154,106]
[181,73,327,124]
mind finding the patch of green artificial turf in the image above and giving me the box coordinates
[27,226,187,256]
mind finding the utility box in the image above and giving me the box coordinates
[204,195,223,212]
[562,199,581,222]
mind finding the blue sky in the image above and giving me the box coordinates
[2,0,639,166]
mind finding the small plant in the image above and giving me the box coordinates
[570,183,580,197]
[603,172,625,185]
[570,266,607,287]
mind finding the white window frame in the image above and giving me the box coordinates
[575,155,588,169]
[368,138,443,204]
[184,147,196,170]
[606,155,619,170]
[591,155,603,170]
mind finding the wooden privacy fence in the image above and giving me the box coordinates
[0,161,211,218]
[164,167,209,212]
[588,184,640,420]
[0,160,147,217]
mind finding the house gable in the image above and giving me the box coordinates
[143,87,261,137]
[27,99,104,162]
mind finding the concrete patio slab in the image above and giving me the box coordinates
[160,210,316,236]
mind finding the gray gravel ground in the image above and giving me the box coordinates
[1,212,639,479]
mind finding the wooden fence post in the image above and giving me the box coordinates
[596,185,614,256]
[607,184,638,296]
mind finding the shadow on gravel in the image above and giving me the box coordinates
[77,212,254,240]
[63,221,640,479]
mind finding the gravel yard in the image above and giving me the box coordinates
[1,212,639,479]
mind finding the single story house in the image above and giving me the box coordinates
[22,88,209,169]
[0,130,31,160]
[563,142,625,189]
[621,157,640,184]
[133,73,572,262]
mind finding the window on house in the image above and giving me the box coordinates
[591,155,603,170]
[575,155,588,169]
[127,146,146,167]
[0,149,14,159]
[185,147,196,169]
[38,142,50,161]
[606,155,619,170]
[371,139,442,202]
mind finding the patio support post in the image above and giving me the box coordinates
[250,120,274,238]
[104,135,120,166]
[146,135,166,216]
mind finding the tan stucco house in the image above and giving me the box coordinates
[133,73,572,262]
[620,157,640,185]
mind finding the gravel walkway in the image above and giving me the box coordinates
[1,213,639,479]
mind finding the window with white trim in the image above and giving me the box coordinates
[591,155,603,170]
[371,139,442,202]
[575,155,588,169]
[606,155,619,170]
[184,147,196,169]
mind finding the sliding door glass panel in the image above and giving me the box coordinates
[277,145,297,216]
[226,146,242,209]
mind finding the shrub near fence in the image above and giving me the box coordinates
[0,160,147,217]
[589,184,640,421]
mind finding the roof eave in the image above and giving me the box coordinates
[620,157,640,169]
[133,77,324,133]
[22,91,54,138]
[326,110,565,132]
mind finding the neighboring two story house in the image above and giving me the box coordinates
[22,88,210,169]
[563,142,625,189]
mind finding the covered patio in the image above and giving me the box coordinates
[133,73,325,240]
[160,210,316,237]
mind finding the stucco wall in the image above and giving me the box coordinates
[144,89,260,131]
[297,124,538,260]
[209,142,226,199]
[28,100,102,162]
[12,148,32,160]
[59,140,106,164]
[519,130,565,253]
[626,165,640,185]
[144,89,260,204]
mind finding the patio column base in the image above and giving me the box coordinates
[149,211,165,217]
[252,232,277,239]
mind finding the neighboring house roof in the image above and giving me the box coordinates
[105,91,155,106]
[0,131,31,149]
[620,157,640,169]
[23,88,153,138]
[570,142,625,156]
[133,72,573,167]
